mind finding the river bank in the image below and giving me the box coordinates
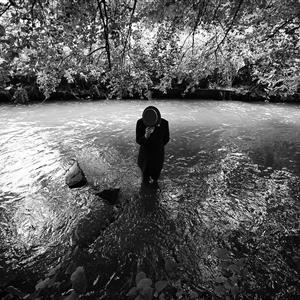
[0,79,299,104]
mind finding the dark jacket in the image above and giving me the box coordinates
[136,118,170,175]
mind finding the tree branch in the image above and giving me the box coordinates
[192,0,206,52]
[97,0,112,70]
[30,0,38,28]
[215,0,244,53]
[122,0,137,61]
[31,0,37,18]
[9,0,19,8]
[87,46,106,56]
[211,0,222,23]
[58,53,73,68]
[261,16,298,42]
[0,3,11,17]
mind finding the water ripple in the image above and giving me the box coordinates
[0,100,299,273]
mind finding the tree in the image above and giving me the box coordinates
[0,0,299,99]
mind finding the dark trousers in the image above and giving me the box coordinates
[142,168,161,183]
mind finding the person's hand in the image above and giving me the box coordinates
[145,126,154,139]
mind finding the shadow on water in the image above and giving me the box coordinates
[52,182,181,299]
[138,182,161,212]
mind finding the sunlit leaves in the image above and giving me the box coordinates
[0,0,298,99]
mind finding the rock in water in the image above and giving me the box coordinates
[70,266,87,294]
[65,161,87,188]
[96,188,120,205]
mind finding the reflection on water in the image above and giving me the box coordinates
[0,100,299,274]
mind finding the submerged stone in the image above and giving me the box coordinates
[65,161,87,188]
[70,266,87,294]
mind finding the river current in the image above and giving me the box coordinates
[0,100,299,287]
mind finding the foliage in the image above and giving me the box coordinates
[0,0,299,100]
[12,85,29,103]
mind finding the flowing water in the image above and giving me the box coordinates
[0,100,299,292]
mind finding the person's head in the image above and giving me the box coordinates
[142,106,161,127]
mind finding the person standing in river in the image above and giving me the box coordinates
[136,106,170,185]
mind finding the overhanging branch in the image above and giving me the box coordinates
[87,46,106,56]
[122,0,138,61]
[214,0,244,53]
[261,16,298,42]
[192,0,207,52]
[0,3,11,17]
[97,0,111,70]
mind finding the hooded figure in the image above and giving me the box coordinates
[136,106,170,184]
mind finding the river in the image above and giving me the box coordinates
[0,100,299,297]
